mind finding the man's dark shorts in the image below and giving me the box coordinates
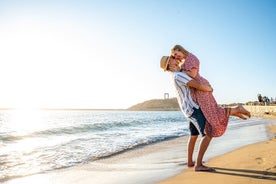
[188,107,206,136]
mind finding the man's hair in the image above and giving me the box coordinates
[171,45,189,56]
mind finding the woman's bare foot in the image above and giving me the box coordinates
[235,113,247,120]
[237,105,251,117]
[230,105,251,119]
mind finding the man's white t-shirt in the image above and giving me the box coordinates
[171,72,199,117]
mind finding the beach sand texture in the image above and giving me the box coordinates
[158,124,276,184]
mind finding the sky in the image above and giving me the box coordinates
[0,0,275,109]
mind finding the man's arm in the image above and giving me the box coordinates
[187,80,213,92]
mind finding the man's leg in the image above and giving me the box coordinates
[190,108,215,171]
[187,135,198,167]
[187,121,199,167]
[195,135,214,171]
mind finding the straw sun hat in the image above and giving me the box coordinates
[160,56,170,71]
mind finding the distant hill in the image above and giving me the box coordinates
[128,98,180,111]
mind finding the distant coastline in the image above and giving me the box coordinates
[0,98,179,111]
[127,98,180,111]
[0,108,126,111]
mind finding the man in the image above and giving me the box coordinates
[160,56,215,172]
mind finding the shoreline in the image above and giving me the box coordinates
[158,122,276,184]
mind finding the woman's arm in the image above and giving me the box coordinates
[186,80,213,92]
[184,68,212,92]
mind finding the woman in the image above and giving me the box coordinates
[171,45,251,137]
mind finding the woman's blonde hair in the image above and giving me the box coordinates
[170,45,189,56]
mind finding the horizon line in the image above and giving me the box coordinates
[0,107,128,111]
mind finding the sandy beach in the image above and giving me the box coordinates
[158,122,276,184]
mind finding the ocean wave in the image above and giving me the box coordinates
[0,120,141,142]
[0,110,187,182]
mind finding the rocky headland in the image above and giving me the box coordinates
[128,98,179,111]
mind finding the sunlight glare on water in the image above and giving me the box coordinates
[8,109,46,136]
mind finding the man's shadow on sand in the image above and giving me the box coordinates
[212,167,276,181]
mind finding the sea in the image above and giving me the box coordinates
[0,109,270,182]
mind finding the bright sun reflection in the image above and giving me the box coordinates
[9,109,45,136]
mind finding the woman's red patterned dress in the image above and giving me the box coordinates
[182,53,228,137]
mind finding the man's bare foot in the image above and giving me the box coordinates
[195,165,215,172]
[188,161,195,167]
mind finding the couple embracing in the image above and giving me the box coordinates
[160,45,251,172]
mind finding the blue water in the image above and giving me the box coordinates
[0,110,190,181]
